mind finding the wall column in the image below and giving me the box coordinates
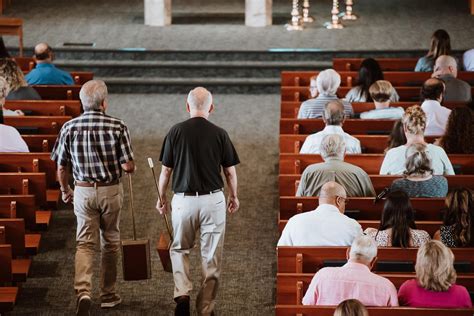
[245,0,272,27]
[144,0,172,26]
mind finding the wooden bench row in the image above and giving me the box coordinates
[4,115,71,135]
[281,118,397,134]
[5,100,82,117]
[333,58,420,72]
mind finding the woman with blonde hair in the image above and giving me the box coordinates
[360,80,404,119]
[398,240,472,307]
[0,77,23,116]
[333,299,368,316]
[0,58,41,100]
[390,143,448,197]
[380,105,454,175]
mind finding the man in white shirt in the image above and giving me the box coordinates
[464,49,474,71]
[278,181,362,246]
[300,100,361,154]
[420,78,451,136]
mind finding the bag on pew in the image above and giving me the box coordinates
[121,174,151,281]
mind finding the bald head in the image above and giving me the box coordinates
[323,100,345,126]
[421,78,445,101]
[434,55,458,77]
[34,43,53,62]
[187,87,213,115]
[319,181,347,213]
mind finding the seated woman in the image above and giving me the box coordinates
[380,105,454,175]
[0,58,41,100]
[385,119,406,153]
[391,143,448,198]
[415,29,452,72]
[344,58,399,103]
[0,109,29,153]
[333,299,368,316]
[360,80,404,119]
[364,190,430,247]
[437,106,474,154]
[398,240,472,308]
[434,188,474,247]
[0,77,23,116]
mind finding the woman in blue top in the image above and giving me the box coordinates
[415,29,452,72]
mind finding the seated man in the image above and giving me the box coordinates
[297,134,375,197]
[25,43,74,85]
[432,55,471,102]
[300,100,361,154]
[420,78,451,136]
[297,69,353,119]
[278,182,362,246]
[302,235,399,307]
[360,80,404,119]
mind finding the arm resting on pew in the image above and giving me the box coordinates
[156,166,173,215]
[224,166,239,214]
[57,164,73,203]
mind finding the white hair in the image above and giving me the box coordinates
[316,69,341,96]
[0,77,10,99]
[187,87,212,111]
[320,134,345,160]
[79,80,108,111]
[349,235,378,263]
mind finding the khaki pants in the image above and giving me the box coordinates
[171,191,226,316]
[73,183,123,300]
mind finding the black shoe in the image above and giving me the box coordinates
[174,296,190,316]
[76,294,92,316]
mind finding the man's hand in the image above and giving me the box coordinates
[156,198,169,215]
[227,195,239,214]
[61,185,74,203]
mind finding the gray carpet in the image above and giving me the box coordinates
[11,93,280,315]
[2,0,474,51]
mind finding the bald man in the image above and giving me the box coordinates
[421,78,452,136]
[25,42,74,85]
[278,181,362,246]
[156,87,240,316]
[432,55,471,102]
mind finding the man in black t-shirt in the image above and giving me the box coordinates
[156,87,240,316]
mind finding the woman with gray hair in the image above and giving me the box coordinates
[390,143,448,197]
[398,240,472,308]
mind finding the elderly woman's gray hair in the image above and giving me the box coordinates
[0,76,10,99]
[404,143,433,177]
[79,80,108,111]
[349,235,378,264]
[320,134,345,160]
[316,69,341,96]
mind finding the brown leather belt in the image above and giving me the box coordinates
[175,189,222,197]
[75,180,119,188]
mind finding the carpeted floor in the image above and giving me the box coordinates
[11,93,280,315]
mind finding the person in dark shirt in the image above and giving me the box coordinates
[156,87,240,316]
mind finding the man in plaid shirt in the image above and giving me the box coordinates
[51,80,135,316]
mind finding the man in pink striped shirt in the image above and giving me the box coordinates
[302,235,399,306]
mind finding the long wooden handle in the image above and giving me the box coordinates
[148,158,173,240]
[127,173,137,240]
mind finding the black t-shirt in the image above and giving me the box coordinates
[159,117,240,193]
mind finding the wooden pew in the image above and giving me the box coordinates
[280,118,397,134]
[5,100,82,117]
[280,101,466,119]
[22,135,57,152]
[333,58,419,71]
[32,85,81,100]
[0,18,23,56]
[0,244,18,312]
[277,272,474,305]
[0,195,51,230]
[279,153,474,175]
[279,175,474,196]
[0,172,48,208]
[277,246,474,273]
[0,218,39,257]
[4,115,71,135]
[275,305,474,316]
[279,197,446,221]
[281,71,474,87]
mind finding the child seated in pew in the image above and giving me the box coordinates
[434,188,474,247]
[334,299,368,316]
[364,191,431,247]
[398,240,472,308]
[359,81,404,120]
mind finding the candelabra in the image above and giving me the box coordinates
[342,0,358,20]
[325,0,343,29]
[302,0,314,23]
[286,0,304,31]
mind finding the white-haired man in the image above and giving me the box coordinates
[302,235,399,306]
[297,69,353,119]
[297,134,375,197]
[26,42,74,85]
[300,100,361,154]
[278,181,362,246]
[432,55,471,102]
[156,87,240,316]
[51,80,135,315]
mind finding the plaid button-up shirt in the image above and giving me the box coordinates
[51,110,134,183]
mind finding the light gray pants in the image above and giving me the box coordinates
[170,191,226,316]
[73,183,123,300]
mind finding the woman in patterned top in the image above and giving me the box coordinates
[364,191,431,247]
[434,188,474,247]
[390,143,448,198]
